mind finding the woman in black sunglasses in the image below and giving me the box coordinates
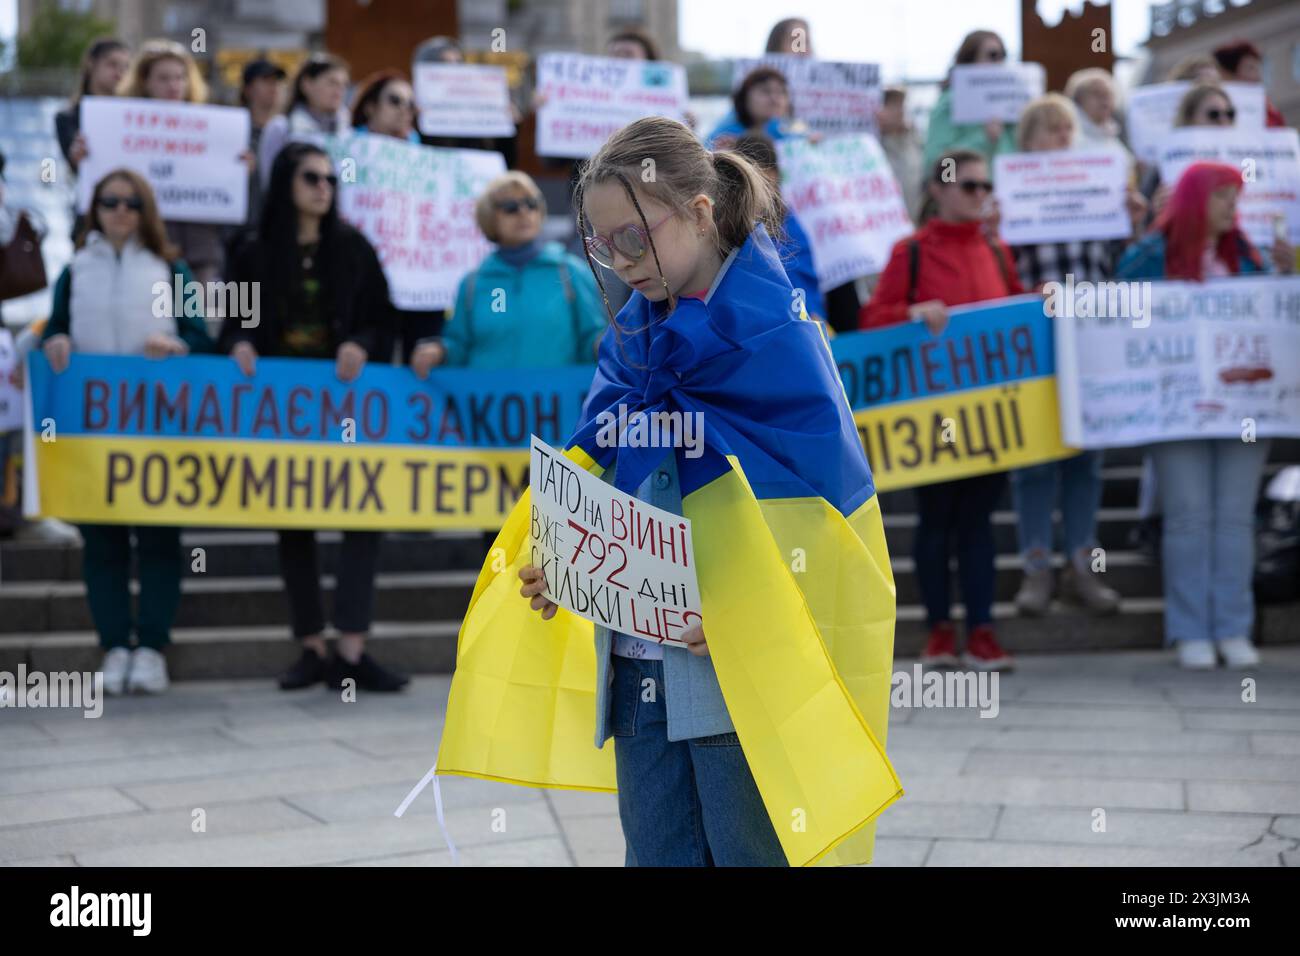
[220,142,407,694]
[350,70,445,364]
[39,169,214,696]
[922,30,1019,179]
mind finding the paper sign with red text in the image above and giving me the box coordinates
[528,435,700,646]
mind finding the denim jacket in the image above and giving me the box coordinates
[591,449,735,744]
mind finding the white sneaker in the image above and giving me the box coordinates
[1176,639,1217,670]
[126,647,169,694]
[101,647,132,696]
[1216,637,1261,669]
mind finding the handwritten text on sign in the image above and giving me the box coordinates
[950,63,1046,124]
[76,97,250,225]
[732,56,881,134]
[994,148,1131,245]
[323,133,505,311]
[529,436,700,646]
[778,134,913,289]
[534,52,688,159]
[414,63,515,138]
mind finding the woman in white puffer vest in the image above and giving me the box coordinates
[41,169,213,695]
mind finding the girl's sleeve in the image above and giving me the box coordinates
[859,239,914,329]
[172,260,216,353]
[41,267,73,342]
[440,272,473,367]
[572,256,608,361]
[922,92,997,171]
[1113,240,1157,280]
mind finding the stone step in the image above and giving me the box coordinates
[3,601,1297,681]
[0,509,1155,583]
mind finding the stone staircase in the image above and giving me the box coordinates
[3,442,1299,680]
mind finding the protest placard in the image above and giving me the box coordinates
[1156,127,1300,247]
[1055,276,1300,448]
[76,97,250,224]
[528,435,700,645]
[0,331,22,431]
[837,295,1073,491]
[535,52,688,158]
[949,63,1046,124]
[1126,81,1266,165]
[414,63,515,138]
[994,147,1131,245]
[777,134,913,289]
[23,354,594,530]
[322,133,505,311]
[731,55,881,133]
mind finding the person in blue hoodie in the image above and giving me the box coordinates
[412,171,606,373]
[706,67,811,150]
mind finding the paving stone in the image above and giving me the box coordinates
[994,806,1271,847]
[0,787,142,827]
[874,802,999,840]
[964,750,1300,783]
[925,839,1282,866]
[1186,781,1300,815]
[0,800,317,863]
[897,773,1183,810]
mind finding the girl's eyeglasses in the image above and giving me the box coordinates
[585,211,674,269]
[97,196,143,211]
[383,92,415,111]
[495,196,541,215]
[299,170,338,188]
[957,179,994,194]
[1204,108,1236,123]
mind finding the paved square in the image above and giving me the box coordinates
[2,648,1298,866]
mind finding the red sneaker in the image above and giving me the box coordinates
[920,622,959,667]
[964,625,1014,671]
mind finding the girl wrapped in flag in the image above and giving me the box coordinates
[435,116,901,866]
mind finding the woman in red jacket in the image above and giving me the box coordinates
[861,147,1023,671]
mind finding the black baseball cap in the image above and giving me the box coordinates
[242,58,287,85]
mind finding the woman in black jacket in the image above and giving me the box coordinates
[221,142,406,693]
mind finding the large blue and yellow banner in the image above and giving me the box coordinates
[838,294,1074,491]
[22,294,1071,527]
[23,354,593,530]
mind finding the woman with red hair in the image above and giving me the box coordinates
[1115,162,1293,669]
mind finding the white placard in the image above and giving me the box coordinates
[950,63,1046,124]
[1055,275,1300,448]
[529,435,701,646]
[535,52,688,159]
[76,97,250,224]
[1126,81,1266,165]
[321,133,504,312]
[1156,127,1300,247]
[0,330,22,431]
[731,55,881,134]
[777,134,913,290]
[414,63,515,138]
[995,148,1131,245]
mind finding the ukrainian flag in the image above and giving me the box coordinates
[436,225,901,866]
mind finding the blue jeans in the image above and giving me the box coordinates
[609,656,787,867]
[1149,439,1269,644]
[1011,451,1104,569]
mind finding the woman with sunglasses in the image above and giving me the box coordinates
[861,148,1024,673]
[258,53,351,191]
[922,30,1020,180]
[39,170,214,695]
[410,171,605,377]
[1115,162,1292,669]
[221,143,407,694]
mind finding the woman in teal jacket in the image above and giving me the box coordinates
[412,171,605,373]
[922,30,1019,176]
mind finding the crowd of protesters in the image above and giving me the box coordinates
[2,16,1295,696]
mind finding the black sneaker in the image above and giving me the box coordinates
[279,648,328,690]
[327,652,410,692]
